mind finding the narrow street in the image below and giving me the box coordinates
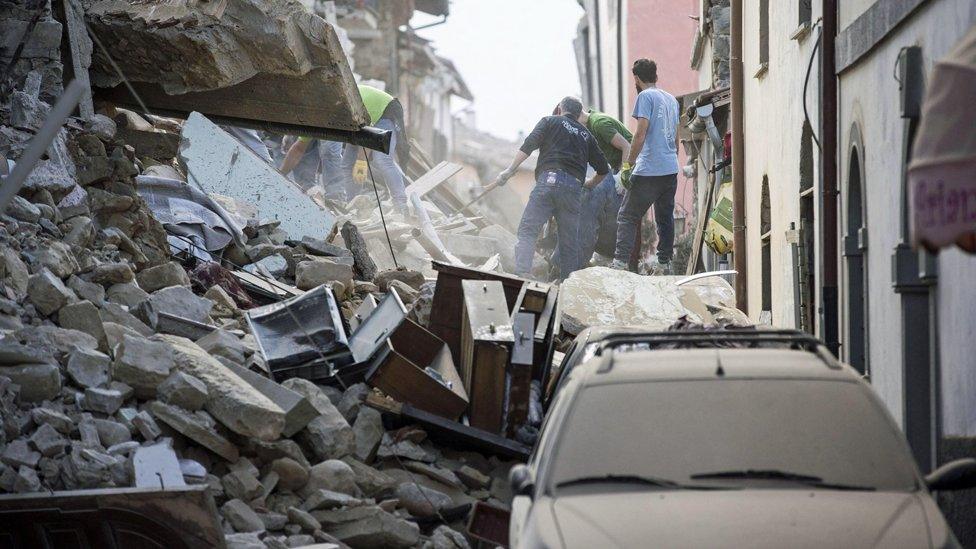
[0,1,975,548]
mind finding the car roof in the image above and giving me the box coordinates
[577,347,857,384]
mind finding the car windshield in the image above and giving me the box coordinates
[549,379,919,492]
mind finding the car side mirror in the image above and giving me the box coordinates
[509,464,535,498]
[925,458,976,491]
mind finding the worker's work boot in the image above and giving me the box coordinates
[651,261,673,276]
[609,259,629,271]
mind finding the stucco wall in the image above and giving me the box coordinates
[739,0,823,326]
[837,0,976,431]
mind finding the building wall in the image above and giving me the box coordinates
[836,0,976,431]
[738,1,822,327]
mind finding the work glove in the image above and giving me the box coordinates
[353,160,368,183]
[620,162,633,191]
[495,168,515,187]
[613,173,626,195]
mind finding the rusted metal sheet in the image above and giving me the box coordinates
[0,486,224,548]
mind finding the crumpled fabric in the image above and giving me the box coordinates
[135,175,246,253]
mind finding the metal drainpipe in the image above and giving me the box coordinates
[730,0,747,311]
[820,0,840,355]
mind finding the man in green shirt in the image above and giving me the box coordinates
[577,109,633,264]
[280,85,410,213]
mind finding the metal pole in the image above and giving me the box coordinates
[820,0,840,354]
[730,0,747,311]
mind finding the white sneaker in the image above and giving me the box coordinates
[609,259,629,271]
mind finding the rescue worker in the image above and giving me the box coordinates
[495,96,610,280]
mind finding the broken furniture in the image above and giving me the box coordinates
[365,315,468,421]
[429,261,527,365]
[0,486,223,548]
[246,284,350,382]
[461,280,518,436]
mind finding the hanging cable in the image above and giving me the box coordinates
[363,147,400,269]
[803,24,823,151]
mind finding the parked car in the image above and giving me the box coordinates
[512,329,976,548]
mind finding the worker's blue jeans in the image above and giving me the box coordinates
[581,173,623,261]
[614,173,678,264]
[515,170,582,280]
[340,117,408,210]
[319,141,346,200]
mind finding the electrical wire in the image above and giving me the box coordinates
[362,147,400,269]
[803,24,823,152]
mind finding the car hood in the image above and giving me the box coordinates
[548,490,934,548]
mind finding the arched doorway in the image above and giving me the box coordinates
[844,135,868,375]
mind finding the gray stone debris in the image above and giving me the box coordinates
[136,261,190,293]
[82,387,125,415]
[112,334,175,398]
[36,241,80,278]
[106,282,148,309]
[93,418,131,447]
[196,329,246,364]
[303,459,359,497]
[29,423,67,457]
[222,468,264,501]
[295,258,354,291]
[148,401,239,462]
[136,285,213,327]
[30,407,74,434]
[270,457,308,492]
[132,410,161,440]
[27,269,76,315]
[157,370,209,411]
[13,465,41,493]
[222,498,266,533]
[66,348,111,388]
[91,262,135,285]
[2,440,41,468]
[312,506,420,548]
[351,406,383,463]
[302,488,362,512]
[336,383,368,424]
[67,275,106,306]
[155,334,285,441]
[224,532,266,549]
[2,363,61,402]
[394,482,452,518]
[456,465,491,490]
[423,525,471,549]
[132,443,186,488]
[287,506,322,532]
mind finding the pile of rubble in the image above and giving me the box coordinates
[0,89,528,549]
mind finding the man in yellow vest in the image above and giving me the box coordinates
[280,85,410,213]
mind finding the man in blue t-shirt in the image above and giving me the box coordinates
[611,58,680,274]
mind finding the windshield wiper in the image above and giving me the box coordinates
[556,474,685,490]
[690,469,876,491]
[556,474,734,491]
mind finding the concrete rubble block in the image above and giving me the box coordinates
[158,370,209,411]
[287,506,321,533]
[13,465,42,493]
[132,410,162,441]
[340,457,397,498]
[102,322,142,357]
[179,113,339,242]
[377,435,434,464]
[82,387,125,415]
[204,285,241,319]
[148,401,239,462]
[14,325,97,358]
[91,262,135,285]
[245,438,310,469]
[270,457,309,493]
[259,511,288,532]
[296,259,354,291]
[456,465,491,490]
[27,269,77,316]
[93,418,132,447]
[111,334,176,399]
[99,302,154,337]
[196,329,246,364]
[300,412,356,463]
[29,423,67,457]
[0,247,30,298]
[387,280,417,304]
[225,363,317,438]
[0,340,55,366]
[301,237,352,259]
[77,417,103,449]
[30,407,74,435]
[351,407,383,464]
[558,267,749,335]
[105,282,149,309]
[36,240,81,278]
[403,461,462,489]
[222,468,264,501]
[312,506,420,549]
[336,384,369,424]
[7,195,41,223]
[132,442,186,488]
[222,498,266,534]
[2,439,41,469]
[394,482,452,518]
[224,532,266,549]
[1,363,61,402]
[301,489,362,512]
[58,300,106,346]
[302,460,359,498]
[426,525,471,549]
[340,222,377,282]
[136,285,214,327]
[67,275,105,305]
[136,261,190,293]
[66,347,111,389]
[155,334,285,441]
[373,269,426,292]
[107,441,140,456]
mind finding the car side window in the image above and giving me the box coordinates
[530,376,577,474]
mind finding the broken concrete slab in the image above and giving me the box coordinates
[1,363,61,402]
[158,370,209,412]
[224,363,316,438]
[195,329,246,365]
[558,267,749,335]
[302,460,358,498]
[29,423,68,457]
[312,505,420,548]
[27,269,76,316]
[136,285,214,328]
[351,407,383,463]
[180,113,338,242]
[154,334,285,441]
[111,334,175,399]
[132,443,186,489]
[148,401,239,462]
[221,498,266,533]
[58,299,106,346]
[296,259,354,292]
[82,387,125,415]
[136,262,190,293]
[270,457,308,492]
